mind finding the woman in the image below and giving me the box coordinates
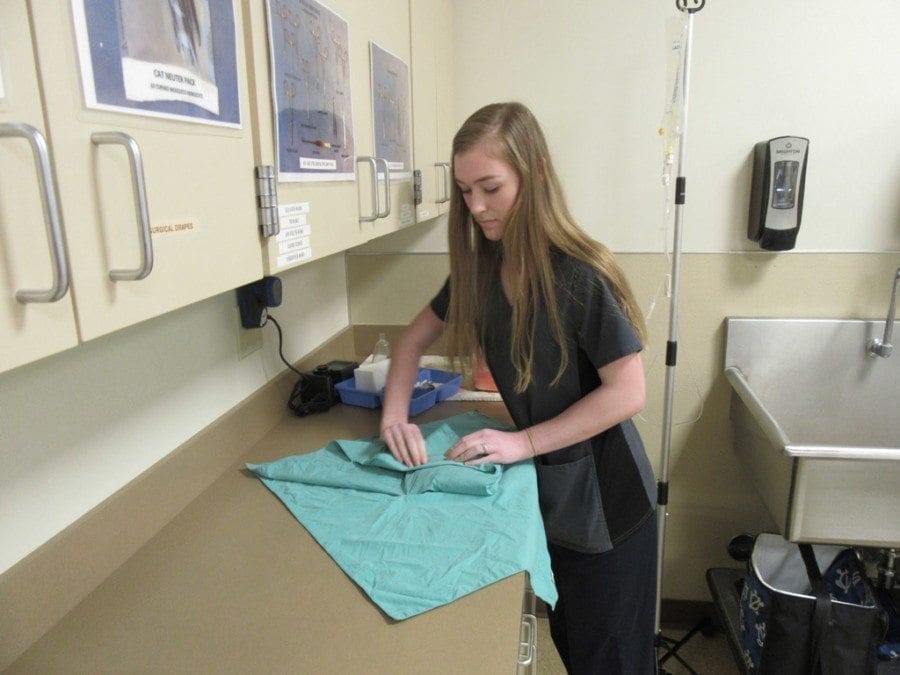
[380,102,657,674]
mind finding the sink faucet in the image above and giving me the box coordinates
[867,266,900,358]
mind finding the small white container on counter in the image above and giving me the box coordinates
[353,357,390,393]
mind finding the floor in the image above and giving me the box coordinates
[535,617,741,674]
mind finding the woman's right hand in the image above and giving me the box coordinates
[381,420,428,467]
[379,305,445,468]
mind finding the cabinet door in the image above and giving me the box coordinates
[242,0,366,274]
[244,0,413,274]
[342,0,415,241]
[0,1,80,374]
[29,0,263,342]
[431,0,454,217]
[410,0,453,222]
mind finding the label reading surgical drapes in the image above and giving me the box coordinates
[150,221,197,236]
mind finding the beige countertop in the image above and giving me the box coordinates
[7,400,527,674]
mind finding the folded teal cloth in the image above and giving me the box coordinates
[247,410,557,620]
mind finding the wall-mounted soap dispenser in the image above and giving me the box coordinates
[748,136,809,251]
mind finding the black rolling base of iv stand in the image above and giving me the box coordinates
[656,615,717,675]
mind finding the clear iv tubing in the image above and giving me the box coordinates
[648,11,688,319]
[639,9,703,429]
[656,12,687,273]
[660,13,688,188]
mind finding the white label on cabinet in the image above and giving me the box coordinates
[299,157,337,171]
[278,236,310,254]
[400,203,414,227]
[279,202,310,214]
[277,248,312,267]
[278,213,307,231]
[275,203,312,268]
[276,223,311,241]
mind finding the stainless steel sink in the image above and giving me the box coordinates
[725,318,900,547]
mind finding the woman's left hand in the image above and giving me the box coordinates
[444,429,532,465]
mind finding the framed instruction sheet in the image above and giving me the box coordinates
[72,0,241,127]
[369,41,411,179]
[265,0,355,182]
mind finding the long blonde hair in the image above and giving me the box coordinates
[445,102,646,393]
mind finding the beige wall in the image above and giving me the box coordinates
[0,253,350,574]
[451,0,900,253]
[348,250,899,599]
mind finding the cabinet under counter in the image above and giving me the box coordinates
[6,401,527,673]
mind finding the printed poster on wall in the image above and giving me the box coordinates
[369,41,411,179]
[266,0,355,182]
[71,0,241,127]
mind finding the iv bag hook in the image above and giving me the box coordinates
[676,0,705,13]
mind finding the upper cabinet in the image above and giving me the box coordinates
[1,0,263,374]
[242,0,364,272]
[410,0,453,222]
[0,1,81,373]
[27,0,263,344]
[243,0,415,276]
[1,0,448,375]
[352,0,416,240]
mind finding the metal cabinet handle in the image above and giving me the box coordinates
[375,157,391,218]
[91,132,153,281]
[517,612,536,667]
[356,156,379,222]
[0,122,70,303]
[436,162,451,204]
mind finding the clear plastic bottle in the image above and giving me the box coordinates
[371,332,391,362]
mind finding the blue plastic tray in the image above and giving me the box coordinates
[336,368,462,416]
[404,382,439,417]
[418,368,463,401]
[334,377,381,409]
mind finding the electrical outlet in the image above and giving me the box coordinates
[235,303,263,358]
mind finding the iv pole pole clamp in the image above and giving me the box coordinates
[656,1,712,674]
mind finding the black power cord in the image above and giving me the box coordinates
[264,314,303,377]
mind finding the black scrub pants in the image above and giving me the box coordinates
[546,513,658,674]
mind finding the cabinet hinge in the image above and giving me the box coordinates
[413,169,422,206]
[254,165,279,238]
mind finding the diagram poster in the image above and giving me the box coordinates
[266,0,354,182]
[369,42,411,178]
[72,0,241,127]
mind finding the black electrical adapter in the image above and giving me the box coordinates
[236,276,282,328]
[287,360,358,417]
[320,360,358,384]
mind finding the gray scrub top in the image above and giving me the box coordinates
[431,250,657,553]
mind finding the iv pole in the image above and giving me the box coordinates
[655,1,707,673]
